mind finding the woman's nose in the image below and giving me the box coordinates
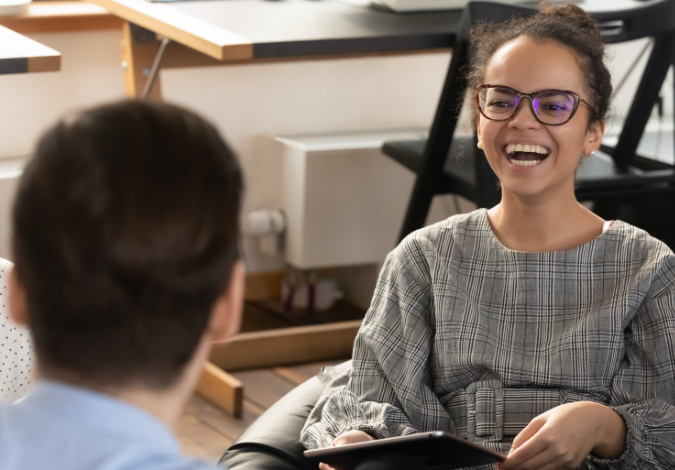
[507,97,541,130]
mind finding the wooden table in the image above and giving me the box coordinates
[0,23,60,74]
[86,0,458,98]
[0,1,122,33]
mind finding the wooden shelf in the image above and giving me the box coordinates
[0,1,123,34]
[210,320,361,372]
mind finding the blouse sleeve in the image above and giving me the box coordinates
[0,259,36,404]
[301,236,453,449]
[586,254,675,469]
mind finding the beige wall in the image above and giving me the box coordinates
[161,52,452,272]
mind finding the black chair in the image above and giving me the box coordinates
[383,0,675,243]
[219,362,351,470]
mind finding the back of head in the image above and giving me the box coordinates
[12,100,243,389]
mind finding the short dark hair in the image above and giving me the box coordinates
[467,2,613,127]
[12,100,243,389]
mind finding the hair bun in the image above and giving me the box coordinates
[538,3,602,41]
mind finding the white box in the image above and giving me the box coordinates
[276,129,426,270]
[377,0,529,12]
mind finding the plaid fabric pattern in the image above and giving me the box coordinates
[301,209,675,469]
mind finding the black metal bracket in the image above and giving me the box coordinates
[129,22,157,44]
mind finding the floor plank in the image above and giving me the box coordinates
[175,411,233,463]
[231,369,297,409]
[274,360,344,386]
[186,394,264,441]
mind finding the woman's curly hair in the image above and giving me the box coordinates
[466,2,613,127]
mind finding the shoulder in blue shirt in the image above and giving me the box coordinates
[0,380,220,470]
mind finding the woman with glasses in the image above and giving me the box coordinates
[302,4,675,470]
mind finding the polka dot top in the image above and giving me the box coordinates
[0,258,36,404]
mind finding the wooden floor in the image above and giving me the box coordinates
[176,360,344,463]
[175,295,362,462]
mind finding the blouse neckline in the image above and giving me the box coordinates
[478,208,619,255]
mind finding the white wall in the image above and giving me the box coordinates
[161,53,451,271]
[0,30,126,157]
[0,30,668,271]
[0,30,126,260]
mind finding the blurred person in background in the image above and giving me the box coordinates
[0,257,36,404]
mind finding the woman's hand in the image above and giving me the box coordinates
[498,402,627,470]
[319,430,375,470]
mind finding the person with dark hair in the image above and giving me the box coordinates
[0,100,245,470]
[302,4,675,470]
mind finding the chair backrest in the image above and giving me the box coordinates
[590,0,675,170]
[589,0,675,44]
[461,0,675,48]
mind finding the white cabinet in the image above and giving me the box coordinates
[276,129,426,269]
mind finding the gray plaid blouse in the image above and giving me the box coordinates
[301,209,675,469]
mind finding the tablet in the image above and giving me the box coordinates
[304,431,506,469]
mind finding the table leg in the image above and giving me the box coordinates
[121,21,163,99]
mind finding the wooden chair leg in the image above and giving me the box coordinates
[196,361,244,418]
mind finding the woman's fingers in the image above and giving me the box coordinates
[535,458,582,470]
[500,402,620,470]
[332,430,374,446]
[319,430,374,470]
[508,452,570,470]
[500,442,548,470]
[511,416,546,451]
[500,418,548,469]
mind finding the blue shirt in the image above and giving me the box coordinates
[0,380,220,470]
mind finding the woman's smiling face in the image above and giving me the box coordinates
[477,36,604,199]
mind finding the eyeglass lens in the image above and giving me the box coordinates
[479,87,577,125]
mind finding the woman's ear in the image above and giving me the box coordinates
[8,268,28,327]
[208,260,246,344]
[585,119,605,155]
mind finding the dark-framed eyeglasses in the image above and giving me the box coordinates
[475,84,595,126]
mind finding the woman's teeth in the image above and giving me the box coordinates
[505,143,550,167]
[505,144,550,155]
[512,159,541,167]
